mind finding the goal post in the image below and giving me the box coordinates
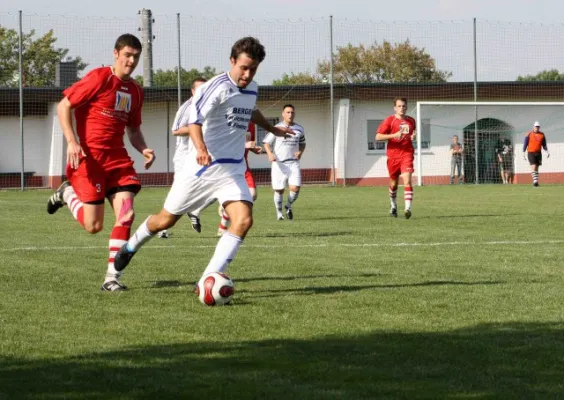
[415,101,564,186]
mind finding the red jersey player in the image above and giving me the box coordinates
[46,34,155,291]
[376,97,416,219]
[217,121,262,236]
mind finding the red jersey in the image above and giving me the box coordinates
[63,66,144,151]
[377,115,416,158]
[245,122,256,163]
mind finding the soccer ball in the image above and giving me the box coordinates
[196,272,234,306]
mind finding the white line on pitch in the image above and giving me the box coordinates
[2,239,563,252]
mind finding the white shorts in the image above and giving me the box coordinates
[164,174,253,216]
[271,160,301,190]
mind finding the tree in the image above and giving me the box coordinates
[135,66,219,87]
[272,39,452,85]
[272,72,324,86]
[0,26,86,87]
[517,69,564,81]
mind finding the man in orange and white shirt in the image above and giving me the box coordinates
[523,121,549,187]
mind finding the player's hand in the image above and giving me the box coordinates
[252,146,263,154]
[294,151,302,160]
[67,141,86,170]
[392,131,402,139]
[245,140,256,149]
[274,126,296,138]
[142,148,156,170]
[268,154,277,162]
[196,148,212,166]
[411,131,417,141]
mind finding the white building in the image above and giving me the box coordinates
[1,82,563,189]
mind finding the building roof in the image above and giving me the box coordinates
[2,81,564,115]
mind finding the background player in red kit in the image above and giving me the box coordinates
[217,121,262,236]
[376,97,417,219]
[46,34,155,291]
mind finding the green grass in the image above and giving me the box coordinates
[1,184,564,399]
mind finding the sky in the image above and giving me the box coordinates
[1,0,558,22]
[1,0,563,85]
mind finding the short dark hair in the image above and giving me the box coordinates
[282,104,294,111]
[114,34,142,52]
[191,77,207,89]
[393,97,407,106]
[230,37,266,63]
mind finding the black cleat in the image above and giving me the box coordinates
[390,208,398,218]
[47,181,71,214]
[100,280,128,292]
[187,213,202,233]
[533,182,539,187]
[404,209,412,220]
[114,244,136,272]
[285,205,293,220]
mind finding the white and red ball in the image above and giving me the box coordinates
[196,272,234,306]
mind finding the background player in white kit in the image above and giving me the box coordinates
[113,37,295,283]
[158,77,207,238]
[263,104,306,220]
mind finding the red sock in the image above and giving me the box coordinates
[108,225,131,270]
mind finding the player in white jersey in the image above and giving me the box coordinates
[158,77,207,238]
[263,104,306,220]
[113,37,295,285]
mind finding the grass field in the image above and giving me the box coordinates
[1,184,564,399]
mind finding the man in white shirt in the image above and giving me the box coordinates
[113,37,294,284]
[158,77,208,238]
[263,104,306,220]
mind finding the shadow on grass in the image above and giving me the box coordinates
[251,280,505,298]
[2,322,563,399]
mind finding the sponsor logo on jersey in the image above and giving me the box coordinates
[115,91,132,112]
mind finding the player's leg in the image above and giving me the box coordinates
[387,158,400,217]
[450,158,455,184]
[114,173,207,272]
[202,175,253,276]
[400,155,415,219]
[284,163,302,220]
[271,162,287,220]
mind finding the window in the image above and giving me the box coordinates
[256,117,279,145]
[366,118,431,151]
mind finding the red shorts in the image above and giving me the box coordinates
[66,148,141,203]
[387,154,414,180]
[245,168,256,189]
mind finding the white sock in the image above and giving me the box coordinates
[286,191,299,208]
[274,192,283,213]
[202,232,243,275]
[126,216,156,252]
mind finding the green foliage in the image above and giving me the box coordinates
[272,39,452,85]
[135,66,218,87]
[0,26,86,87]
[516,68,564,81]
[271,72,324,86]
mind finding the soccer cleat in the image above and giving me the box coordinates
[404,209,412,220]
[158,230,169,239]
[100,280,128,292]
[285,205,293,220]
[113,244,136,272]
[277,213,284,221]
[217,227,227,237]
[187,213,201,233]
[47,180,71,214]
[533,182,539,187]
[390,207,398,218]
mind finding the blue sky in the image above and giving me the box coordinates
[1,0,562,84]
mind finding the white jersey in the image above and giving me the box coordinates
[171,98,193,171]
[183,72,258,180]
[263,122,306,162]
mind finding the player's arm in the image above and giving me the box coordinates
[262,133,276,162]
[57,97,85,169]
[187,124,211,166]
[375,121,401,141]
[542,136,550,157]
[252,109,295,137]
[172,126,190,136]
[126,126,155,169]
[295,135,306,160]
